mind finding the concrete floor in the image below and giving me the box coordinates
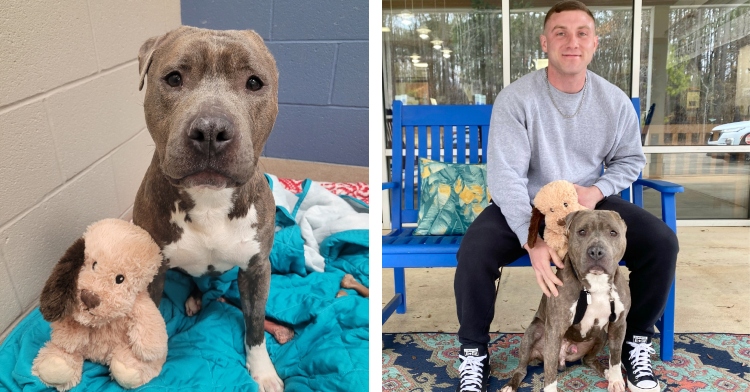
[382,226,750,334]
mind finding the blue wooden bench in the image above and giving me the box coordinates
[382,100,684,361]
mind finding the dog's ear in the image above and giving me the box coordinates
[606,210,625,223]
[39,238,86,322]
[563,210,583,237]
[138,34,165,91]
[527,207,544,248]
[606,210,628,235]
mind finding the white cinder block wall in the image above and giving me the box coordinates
[0,1,181,341]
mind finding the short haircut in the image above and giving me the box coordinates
[544,1,596,30]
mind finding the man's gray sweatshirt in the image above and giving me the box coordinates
[487,69,646,246]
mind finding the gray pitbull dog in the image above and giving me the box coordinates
[133,26,282,391]
[501,209,631,392]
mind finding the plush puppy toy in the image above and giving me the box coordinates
[527,180,587,259]
[32,219,167,391]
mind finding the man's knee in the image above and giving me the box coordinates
[626,221,679,272]
[646,221,679,258]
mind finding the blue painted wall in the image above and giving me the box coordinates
[181,0,368,167]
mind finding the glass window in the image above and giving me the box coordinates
[642,152,750,219]
[640,1,750,221]
[382,4,637,106]
[382,6,503,106]
[639,3,750,145]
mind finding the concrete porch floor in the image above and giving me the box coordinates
[382,226,750,334]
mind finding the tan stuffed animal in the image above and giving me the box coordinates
[32,219,167,391]
[527,180,587,259]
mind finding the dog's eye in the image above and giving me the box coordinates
[563,202,568,207]
[246,76,264,91]
[610,230,618,236]
[92,261,97,270]
[115,275,125,284]
[165,72,182,87]
[578,229,586,236]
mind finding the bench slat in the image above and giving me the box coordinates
[443,124,453,162]
[457,125,466,164]
[469,125,480,163]
[430,125,441,161]
[405,125,415,210]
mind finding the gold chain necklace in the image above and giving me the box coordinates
[545,68,587,119]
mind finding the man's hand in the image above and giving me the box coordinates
[574,184,604,210]
[523,237,564,297]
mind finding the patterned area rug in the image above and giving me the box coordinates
[382,333,750,391]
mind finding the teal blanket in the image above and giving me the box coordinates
[0,177,369,391]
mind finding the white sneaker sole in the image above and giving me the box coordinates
[626,379,661,392]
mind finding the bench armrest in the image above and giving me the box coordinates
[633,178,684,194]
[383,181,400,191]
[383,181,402,229]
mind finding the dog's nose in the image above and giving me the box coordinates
[587,245,605,261]
[188,116,235,155]
[80,289,101,309]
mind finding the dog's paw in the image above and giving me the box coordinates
[500,386,516,392]
[185,296,202,316]
[607,364,626,392]
[252,372,284,392]
[247,361,283,392]
[607,380,626,392]
[264,319,294,344]
[246,342,283,392]
[340,274,358,289]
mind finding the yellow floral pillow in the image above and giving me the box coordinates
[414,158,490,235]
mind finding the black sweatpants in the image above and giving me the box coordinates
[454,196,679,347]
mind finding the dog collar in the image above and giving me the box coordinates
[568,263,617,325]
[572,287,617,325]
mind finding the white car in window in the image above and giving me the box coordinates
[707,121,750,146]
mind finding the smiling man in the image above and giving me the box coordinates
[452,2,677,392]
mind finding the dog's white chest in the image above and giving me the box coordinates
[162,188,261,276]
[570,273,625,337]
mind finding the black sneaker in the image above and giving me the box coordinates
[456,345,490,392]
[621,335,661,392]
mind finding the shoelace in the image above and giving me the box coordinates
[626,341,656,379]
[458,354,487,392]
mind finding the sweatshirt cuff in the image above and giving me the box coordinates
[513,223,530,248]
[593,181,615,198]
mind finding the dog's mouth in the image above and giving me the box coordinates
[588,265,606,275]
[170,170,233,189]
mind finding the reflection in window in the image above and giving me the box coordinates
[643,153,750,219]
[383,5,636,107]
[383,10,503,106]
[640,3,750,146]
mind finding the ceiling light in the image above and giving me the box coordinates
[415,62,429,68]
[431,39,443,50]
[399,10,414,24]
[441,49,452,58]
[382,26,391,32]
[417,27,431,40]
